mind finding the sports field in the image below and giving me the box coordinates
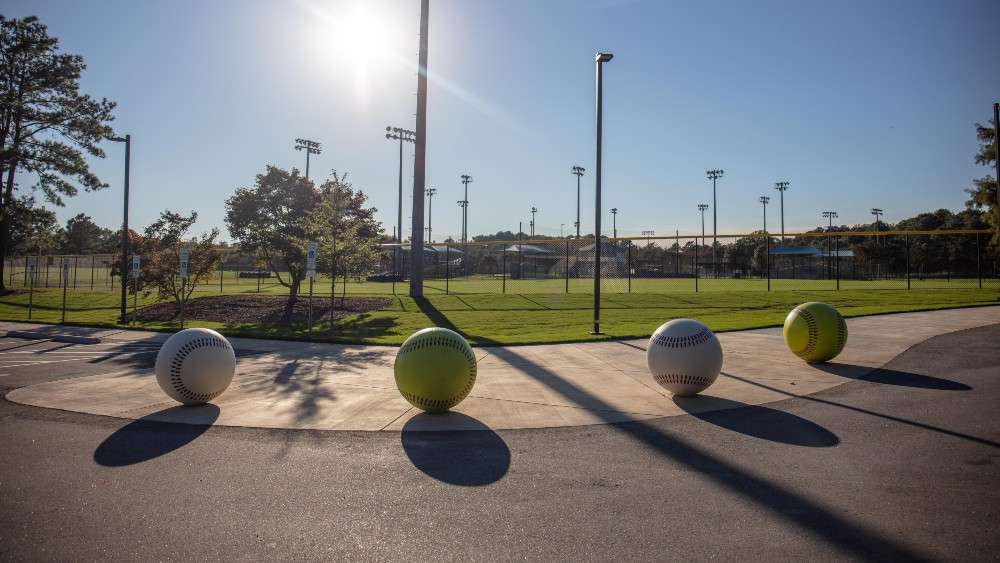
[1,281,996,345]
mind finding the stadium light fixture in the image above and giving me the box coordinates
[385,126,416,245]
[294,138,322,180]
[823,211,839,279]
[610,207,619,238]
[530,206,538,238]
[425,187,437,243]
[593,51,613,335]
[459,174,473,243]
[774,181,789,242]
[697,204,709,250]
[571,165,585,238]
[706,169,724,277]
[871,208,884,245]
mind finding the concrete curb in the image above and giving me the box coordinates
[3,331,101,345]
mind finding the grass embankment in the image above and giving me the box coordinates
[1,285,997,345]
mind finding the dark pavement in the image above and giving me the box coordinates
[1,324,998,561]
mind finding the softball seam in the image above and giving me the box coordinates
[652,328,713,349]
[797,308,819,358]
[169,336,230,403]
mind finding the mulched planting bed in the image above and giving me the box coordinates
[134,294,392,324]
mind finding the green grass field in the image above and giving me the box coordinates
[2,278,997,345]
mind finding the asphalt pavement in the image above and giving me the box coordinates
[1,324,998,561]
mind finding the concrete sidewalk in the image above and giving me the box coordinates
[5,306,999,431]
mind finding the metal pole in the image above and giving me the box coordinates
[502,246,507,294]
[695,235,699,292]
[445,244,450,294]
[834,234,839,290]
[627,240,632,293]
[119,134,130,323]
[219,258,224,293]
[61,261,68,324]
[576,172,581,238]
[592,54,609,335]
[409,0,429,298]
[994,103,1000,244]
[308,277,314,335]
[90,255,95,290]
[565,239,570,293]
[905,233,911,290]
[675,229,680,276]
[180,278,185,329]
[712,176,718,278]
[73,256,78,289]
[133,274,137,325]
[977,232,982,289]
[27,263,33,320]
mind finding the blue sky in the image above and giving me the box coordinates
[7,0,999,241]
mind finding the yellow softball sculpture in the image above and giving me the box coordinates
[394,327,478,413]
[783,302,848,363]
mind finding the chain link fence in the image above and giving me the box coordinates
[4,230,998,297]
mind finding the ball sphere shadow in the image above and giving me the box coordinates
[93,404,220,467]
[815,363,971,391]
[401,412,510,486]
[673,396,839,447]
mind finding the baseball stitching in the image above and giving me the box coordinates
[398,332,477,409]
[169,335,230,402]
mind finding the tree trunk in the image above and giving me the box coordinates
[283,277,301,322]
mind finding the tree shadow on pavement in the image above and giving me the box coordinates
[487,346,926,561]
[814,362,971,391]
[93,404,219,467]
[401,412,510,486]
[673,396,839,447]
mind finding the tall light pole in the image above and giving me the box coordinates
[871,208,884,245]
[697,203,709,250]
[110,134,131,323]
[571,165,585,238]
[760,195,770,288]
[294,138,321,180]
[774,181,789,242]
[385,126,416,243]
[530,206,537,237]
[823,211,838,279]
[994,103,999,242]
[561,223,565,237]
[459,174,473,243]
[410,0,430,298]
[592,51,613,334]
[610,208,618,238]
[707,169,724,277]
[425,188,437,243]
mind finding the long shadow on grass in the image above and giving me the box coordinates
[487,346,926,561]
[94,404,219,467]
[413,297,500,346]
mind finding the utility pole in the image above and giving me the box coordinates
[459,174,473,243]
[571,165,585,238]
[425,188,437,243]
[994,103,999,243]
[610,208,618,238]
[110,134,131,323]
[530,206,537,237]
[697,204,709,250]
[294,138,322,180]
[385,126,416,243]
[593,51,614,335]
[409,0,430,298]
[774,181,789,242]
[823,211,838,280]
[871,208,884,245]
[707,169,724,277]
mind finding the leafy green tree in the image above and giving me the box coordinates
[6,195,57,256]
[59,213,113,254]
[0,16,117,289]
[226,166,383,319]
[965,117,997,247]
[129,210,220,308]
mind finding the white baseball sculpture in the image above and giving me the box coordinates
[155,328,236,405]
[646,319,723,396]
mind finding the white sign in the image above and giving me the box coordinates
[132,255,141,279]
[306,241,317,279]
[179,248,190,279]
[61,257,70,281]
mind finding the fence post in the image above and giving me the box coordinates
[905,233,911,290]
[694,240,699,292]
[834,234,840,290]
[219,259,224,293]
[565,239,570,294]
[766,233,771,292]
[445,245,450,294]
[976,232,982,289]
[625,239,632,293]
[502,246,507,294]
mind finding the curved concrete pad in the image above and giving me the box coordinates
[6,307,999,431]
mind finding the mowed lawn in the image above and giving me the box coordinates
[1,282,997,345]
